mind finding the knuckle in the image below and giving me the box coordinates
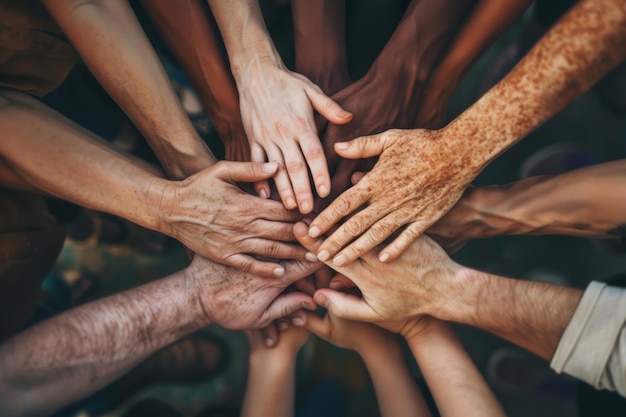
[286,159,307,174]
[343,219,364,237]
[304,144,325,160]
[331,196,353,217]
[264,241,283,258]
[368,222,389,243]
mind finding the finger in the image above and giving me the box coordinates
[252,219,297,241]
[299,132,331,198]
[245,239,309,260]
[283,259,325,284]
[305,86,353,125]
[267,145,298,210]
[378,220,429,263]
[351,171,366,185]
[329,274,356,291]
[303,311,331,340]
[313,266,334,289]
[260,322,278,347]
[253,197,302,222]
[258,292,317,327]
[282,142,315,214]
[308,185,369,240]
[331,214,400,266]
[334,133,386,159]
[293,221,326,254]
[287,309,308,327]
[314,289,379,322]
[293,277,317,295]
[214,160,278,183]
[226,253,286,278]
[250,143,271,199]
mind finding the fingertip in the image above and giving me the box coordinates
[293,222,309,237]
[314,292,329,308]
[317,183,330,198]
[308,225,321,238]
[273,267,286,277]
[379,252,390,263]
[265,338,274,348]
[263,162,279,174]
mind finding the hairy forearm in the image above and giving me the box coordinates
[0,91,165,231]
[359,338,431,417]
[426,0,534,94]
[439,269,583,360]
[444,0,626,172]
[0,268,209,417]
[43,0,214,179]
[407,320,504,417]
[241,352,296,417]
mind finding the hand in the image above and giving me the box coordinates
[415,79,455,130]
[309,128,479,266]
[236,59,353,213]
[158,161,315,277]
[304,311,397,355]
[294,222,468,326]
[246,325,310,358]
[185,253,319,331]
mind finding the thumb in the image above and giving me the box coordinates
[214,161,278,183]
[302,311,331,340]
[314,289,378,322]
[306,87,353,125]
[334,134,385,159]
[259,292,316,327]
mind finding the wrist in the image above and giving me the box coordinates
[358,335,403,364]
[248,349,296,373]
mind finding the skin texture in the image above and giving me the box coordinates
[294,222,583,361]
[428,160,626,248]
[305,312,431,417]
[0,255,317,417]
[0,91,313,277]
[416,0,534,128]
[241,327,310,417]
[310,0,626,265]
[317,0,475,211]
[140,0,251,162]
[42,0,215,180]
[208,0,353,213]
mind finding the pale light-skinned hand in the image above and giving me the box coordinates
[246,325,310,358]
[159,161,317,277]
[309,128,478,266]
[236,60,353,213]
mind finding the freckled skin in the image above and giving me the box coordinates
[311,0,626,264]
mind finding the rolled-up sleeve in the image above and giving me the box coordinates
[551,281,626,395]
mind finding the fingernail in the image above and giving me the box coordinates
[278,321,289,331]
[333,254,346,266]
[291,317,304,327]
[337,110,353,119]
[263,162,278,173]
[318,184,329,197]
[318,250,329,262]
[305,251,318,262]
[301,200,312,213]
[294,222,307,236]
[287,197,297,209]
[265,338,274,347]
[309,226,321,238]
[335,142,349,150]
[274,267,285,277]
[315,293,329,307]
[259,188,269,199]
[379,253,390,263]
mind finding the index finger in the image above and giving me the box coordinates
[308,184,369,239]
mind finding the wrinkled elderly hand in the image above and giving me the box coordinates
[186,253,319,330]
[294,222,468,326]
[236,59,353,213]
[158,161,316,277]
[309,128,479,266]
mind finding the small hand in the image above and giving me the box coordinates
[246,325,310,357]
[309,128,477,266]
[236,61,352,213]
[160,161,315,277]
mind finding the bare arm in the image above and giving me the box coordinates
[309,0,626,266]
[429,160,626,248]
[406,319,505,417]
[416,0,534,128]
[42,0,215,179]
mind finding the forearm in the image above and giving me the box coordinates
[291,0,349,93]
[444,0,626,172]
[407,320,504,417]
[437,268,583,360]
[0,268,210,417]
[359,338,431,417]
[141,0,246,148]
[425,0,534,96]
[0,91,165,231]
[43,0,214,179]
[434,160,626,243]
[241,352,296,417]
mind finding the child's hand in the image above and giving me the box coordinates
[304,311,397,355]
[246,325,310,359]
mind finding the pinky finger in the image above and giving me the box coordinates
[250,143,271,199]
[226,253,285,278]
